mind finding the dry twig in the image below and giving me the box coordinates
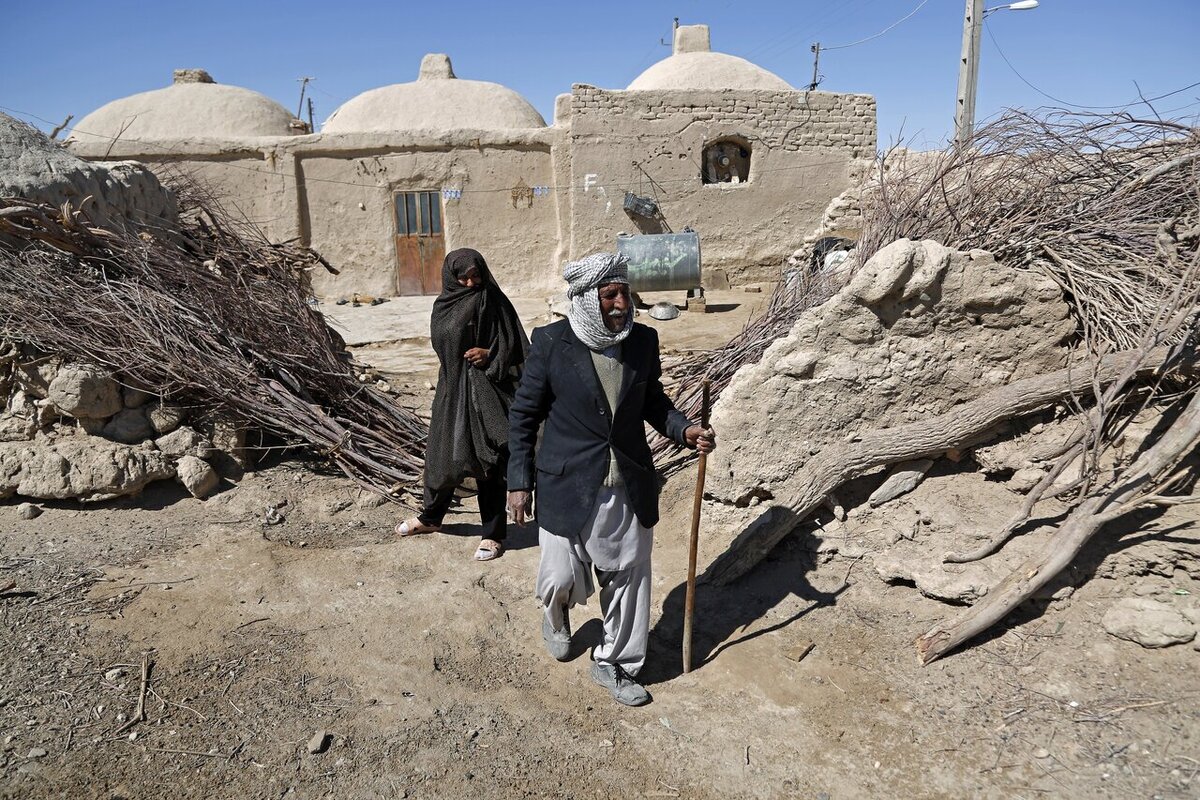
[113,652,152,735]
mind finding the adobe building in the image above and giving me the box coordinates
[67,24,876,297]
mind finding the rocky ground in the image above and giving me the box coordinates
[2,289,1197,799]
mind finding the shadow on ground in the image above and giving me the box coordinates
[644,526,845,684]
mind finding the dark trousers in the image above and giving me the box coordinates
[418,471,508,541]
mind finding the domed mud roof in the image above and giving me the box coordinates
[323,54,546,133]
[72,70,297,143]
[627,25,792,91]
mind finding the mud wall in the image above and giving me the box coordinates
[70,131,561,298]
[65,83,878,295]
[170,155,298,244]
[298,143,558,298]
[707,239,1077,506]
[563,86,875,286]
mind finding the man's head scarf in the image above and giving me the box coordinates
[563,252,634,351]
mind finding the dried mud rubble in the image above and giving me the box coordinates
[3,297,1198,800]
[0,457,1196,799]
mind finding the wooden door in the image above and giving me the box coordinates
[393,190,445,295]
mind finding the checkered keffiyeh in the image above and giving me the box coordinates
[563,252,633,351]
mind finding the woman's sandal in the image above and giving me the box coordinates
[395,518,440,537]
[473,539,503,561]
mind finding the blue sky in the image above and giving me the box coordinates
[3,0,1197,149]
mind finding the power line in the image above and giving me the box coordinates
[745,0,865,64]
[984,22,1200,112]
[822,0,930,52]
[805,0,874,48]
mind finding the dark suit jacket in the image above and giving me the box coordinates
[507,319,692,538]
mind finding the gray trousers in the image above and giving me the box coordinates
[535,487,653,674]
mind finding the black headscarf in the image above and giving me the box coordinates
[423,248,529,491]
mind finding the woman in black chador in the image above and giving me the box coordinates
[395,248,529,561]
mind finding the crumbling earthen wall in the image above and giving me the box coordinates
[707,239,1076,506]
[565,86,875,286]
[0,350,238,502]
[0,115,177,234]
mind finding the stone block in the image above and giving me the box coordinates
[0,438,174,502]
[176,455,219,499]
[47,364,122,419]
[155,426,215,460]
[123,387,153,408]
[847,239,919,304]
[149,404,184,436]
[0,391,38,442]
[868,459,935,507]
[102,408,154,444]
[14,360,57,399]
[1103,598,1196,648]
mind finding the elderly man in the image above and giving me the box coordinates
[507,252,715,706]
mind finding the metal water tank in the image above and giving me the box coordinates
[615,231,702,292]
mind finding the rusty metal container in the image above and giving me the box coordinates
[615,231,702,292]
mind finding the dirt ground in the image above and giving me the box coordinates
[2,289,1198,799]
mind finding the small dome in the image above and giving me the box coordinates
[323,54,546,133]
[627,24,792,92]
[71,70,297,143]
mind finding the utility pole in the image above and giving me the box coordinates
[809,43,821,91]
[296,76,313,121]
[954,0,983,148]
[307,97,315,133]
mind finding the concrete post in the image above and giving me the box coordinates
[954,0,984,148]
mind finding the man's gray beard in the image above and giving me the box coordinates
[568,292,633,351]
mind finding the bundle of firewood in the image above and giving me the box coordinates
[0,182,426,497]
[857,110,1199,352]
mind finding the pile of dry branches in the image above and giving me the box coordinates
[915,242,1198,663]
[860,113,1200,661]
[659,112,1198,442]
[857,110,1199,351]
[0,183,426,496]
[685,108,1200,662]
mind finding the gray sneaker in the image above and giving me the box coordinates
[541,608,571,661]
[590,661,650,707]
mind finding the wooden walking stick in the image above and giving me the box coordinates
[683,379,711,674]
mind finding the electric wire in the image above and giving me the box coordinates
[984,22,1200,112]
[748,0,930,83]
[745,0,866,64]
[822,0,931,51]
